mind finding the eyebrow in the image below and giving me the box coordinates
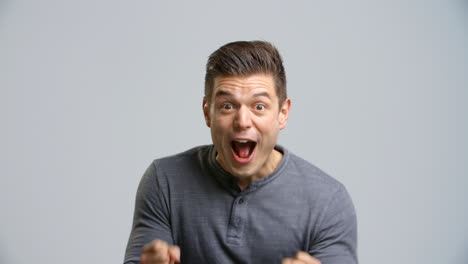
[214,90,271,99]
[252,92,271,99]
[214,90,233,98]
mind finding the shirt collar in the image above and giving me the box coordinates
[207,144,290,194]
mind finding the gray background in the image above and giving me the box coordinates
[1,0,467,263]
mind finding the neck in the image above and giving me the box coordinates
[237,148,283,190]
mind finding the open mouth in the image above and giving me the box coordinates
[231,139,256,162]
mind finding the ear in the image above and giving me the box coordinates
[202,97,211,128]
[278,98,291,130]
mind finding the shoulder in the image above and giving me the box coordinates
[280,149,355,217]
[141,145,212,186]
[285,150,345,192]
[284,149,357,235]
[151,145,210,169]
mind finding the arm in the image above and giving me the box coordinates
[308,184,358,264]
[124,162,175,264]
[282,185,357,264]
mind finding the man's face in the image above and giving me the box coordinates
[203,74,291,181]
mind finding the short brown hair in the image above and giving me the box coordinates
[204,41,287,106]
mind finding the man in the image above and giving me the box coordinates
[124,41,357,264]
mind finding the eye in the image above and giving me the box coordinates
[222,104,233,110]
[255,104,266,111]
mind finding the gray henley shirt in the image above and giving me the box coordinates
[124,145,357,264]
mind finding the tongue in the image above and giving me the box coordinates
[233,142,252,159]
[237,145,250,158]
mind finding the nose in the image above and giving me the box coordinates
[234,105,252,130]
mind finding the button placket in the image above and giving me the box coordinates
[226,195,247,244]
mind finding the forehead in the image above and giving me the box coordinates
[213,74,277,98]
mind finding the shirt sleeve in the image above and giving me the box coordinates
[124,161,174,264]
[308,184,358,264]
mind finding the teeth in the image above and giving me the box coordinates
[234,140,249,143]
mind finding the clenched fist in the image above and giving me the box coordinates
[140,240,180,264]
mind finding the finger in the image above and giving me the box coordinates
[142,242,155,253]
[289,260,305,264]
[142,239,167,253]
[145,252,170,264]
[168,245,181,263]
[295,251,321,264]
[282,258,293,264]
[142,240,170,263]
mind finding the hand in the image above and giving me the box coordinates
[282,251,321,264]
[140,239,180,264]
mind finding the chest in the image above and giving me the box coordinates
[171,186,316,263]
